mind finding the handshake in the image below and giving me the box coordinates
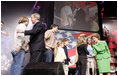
[89,53,95,56]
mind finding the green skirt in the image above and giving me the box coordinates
[97,58,110,73]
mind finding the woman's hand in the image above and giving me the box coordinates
[90,53,95,56]
[110,57,112,62]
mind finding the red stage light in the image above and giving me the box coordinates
[101,7,104,11]
[37,5,41,8]
[105,39,107,41]
[110,48,113,51]
[101,13,103,19]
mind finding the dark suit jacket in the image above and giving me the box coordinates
[77,44,89,56]
[24,22,45,52]
[63,46,70,65]
[74,8,86,26]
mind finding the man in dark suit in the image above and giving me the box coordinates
[74,6,86,30]
[18,13,45,63]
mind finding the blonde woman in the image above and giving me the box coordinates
[54,41,67,75]
[77,37,93,75]
[75,34,87,75]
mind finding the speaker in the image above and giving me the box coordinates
[23,62,65,75]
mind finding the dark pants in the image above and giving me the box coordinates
[30,50,43,63]
[78,56,87,75]
[10,49,26,75]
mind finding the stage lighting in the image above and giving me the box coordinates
[37,5,41,8]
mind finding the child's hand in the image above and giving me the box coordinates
[70,60,72,64]
[90,53,95,56]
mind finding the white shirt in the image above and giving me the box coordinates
[60,5,72,26]
[55,47,66,62]
[13,23,29,51]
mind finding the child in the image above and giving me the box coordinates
[54,41,67,74]
[11,16,29,75]
[62,38,72,75]
[86,37,96,75]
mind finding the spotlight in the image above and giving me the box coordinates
[37,5,41,8]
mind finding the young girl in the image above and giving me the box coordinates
[54,41,67,75]
[86,37,96,75]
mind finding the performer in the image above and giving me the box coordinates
[92,33,111,75]
[17,13,45,63]
[44,24,59,62]
[11,16,29,75]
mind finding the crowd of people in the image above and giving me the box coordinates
[54,1,99,31]
[1,13,111,75]
[75,33,111,75]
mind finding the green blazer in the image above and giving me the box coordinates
[92,41,111,60]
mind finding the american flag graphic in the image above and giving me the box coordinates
[55,30,93,68]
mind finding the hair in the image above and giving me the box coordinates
[1,21,4,24]
[77,37,84,47]
[64,1,71,5]
[54,41,63,57]
[78,34,87,43]
[86,37,92,45]
[18,16,29,24]
[79,34,87,38]
[91,33,100,40]
[51,24,59,29]
[32,13,40,20]
[62,38,70,42]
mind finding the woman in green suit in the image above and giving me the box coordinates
[91,33,111,75]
